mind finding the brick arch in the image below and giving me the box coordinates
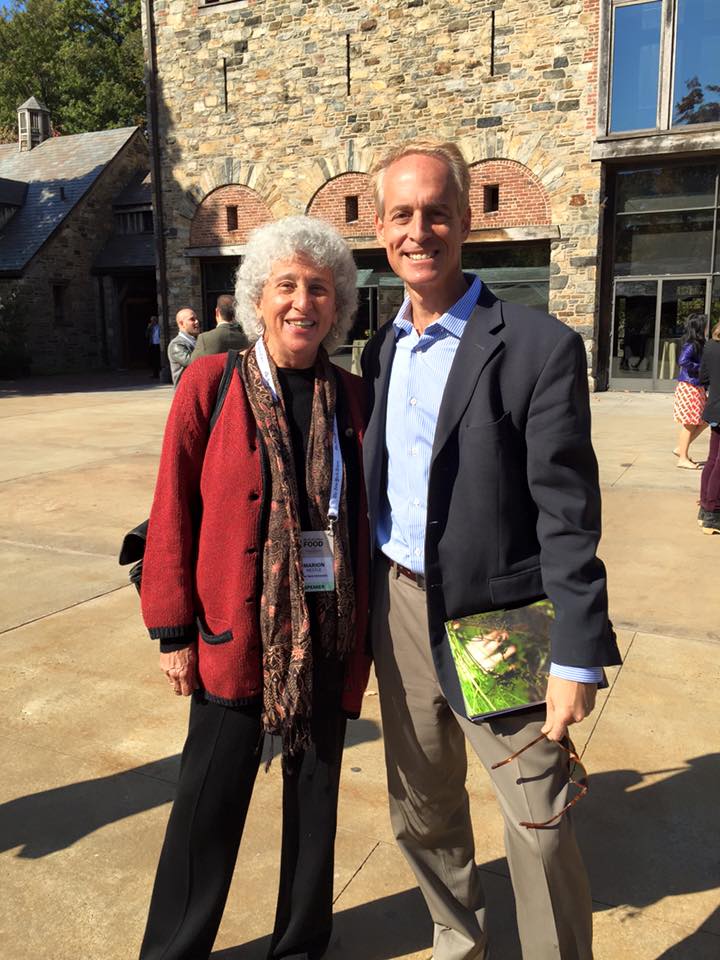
[306,172,375,238]
[189,185,273,247]
[469,160,552,231]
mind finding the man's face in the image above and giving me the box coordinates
[177,309,199,336]
[375,153,471,298]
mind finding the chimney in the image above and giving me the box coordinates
[17,97,51,151]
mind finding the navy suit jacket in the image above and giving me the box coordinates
[361,284,621,715]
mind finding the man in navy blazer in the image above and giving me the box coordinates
[361,141,621,960]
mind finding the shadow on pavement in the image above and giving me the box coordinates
[0,370,170,398]
[0,755,179,858]
[211,888,433,960]
[0,721,381,860]
[575,754,720,918]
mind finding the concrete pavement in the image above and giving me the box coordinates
[0,374,718,959]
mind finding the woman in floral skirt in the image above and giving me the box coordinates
[673,314,708,470]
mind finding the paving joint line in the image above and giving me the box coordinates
[0,538,116,559]
[579,631,637,760]
[332,839,380,904]
[0,584,129,636]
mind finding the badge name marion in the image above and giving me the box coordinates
[300,529,335,592]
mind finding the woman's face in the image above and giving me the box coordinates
[256,254,337,369]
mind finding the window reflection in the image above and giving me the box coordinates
[673,0,720,126]
[616,165,717,213]
[610,1,662,133]
[615,210,714,276]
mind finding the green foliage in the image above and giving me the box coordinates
[0,285,31,377]
[446,601,553,718]
[0,0,145,135]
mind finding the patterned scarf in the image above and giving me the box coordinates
[241,343,355,756]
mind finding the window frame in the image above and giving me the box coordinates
[599,0,720,139]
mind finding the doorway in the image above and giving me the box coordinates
[610,276,708,390]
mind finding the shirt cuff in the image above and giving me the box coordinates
[549,663,603,684]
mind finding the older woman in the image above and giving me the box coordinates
[138,216,371,960]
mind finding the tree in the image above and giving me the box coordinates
[674,76,720,126]
[0,0,145,136]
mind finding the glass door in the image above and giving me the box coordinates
[611,280,657,387]
[610,277,708,390]
[656,278,707,387]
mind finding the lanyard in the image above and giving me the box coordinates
[254,338,343,524]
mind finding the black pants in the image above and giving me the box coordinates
[138,693,347,960]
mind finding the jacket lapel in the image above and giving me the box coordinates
[430,286,505,464]
[363,324,397,540]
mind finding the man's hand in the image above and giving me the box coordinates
[542,675,597,741]
[159,646,198,697]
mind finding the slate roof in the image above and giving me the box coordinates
[18,96,48,111]
[0,126,139,276]
[0,176,27,206]
[93,233,155,272]
[113,169,152,208]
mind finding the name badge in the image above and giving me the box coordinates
[300,530,335,592]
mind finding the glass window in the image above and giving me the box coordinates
[710,276,720,330]
[463,242,550,310]
[672,0,720,126]
[610,1,662,132]
[616,165,717,213]
[615,209,714,275]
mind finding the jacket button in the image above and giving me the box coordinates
[344,427,354,437]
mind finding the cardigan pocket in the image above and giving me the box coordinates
[196,615,233,645]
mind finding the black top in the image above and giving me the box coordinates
[275,365,359,544]
[700,340,720,425]
[275,364,359,701]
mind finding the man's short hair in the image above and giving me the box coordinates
[176,306,195,327]
[216,294,235,324]
[371,140,471,218]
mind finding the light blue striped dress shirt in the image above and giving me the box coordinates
[378,275,602,684]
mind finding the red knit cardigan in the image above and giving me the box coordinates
[141,353,372,714]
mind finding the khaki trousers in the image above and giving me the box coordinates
[371,561,593,960]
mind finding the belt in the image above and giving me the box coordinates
[388,559,426,591]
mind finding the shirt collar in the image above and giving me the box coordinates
[393,274,482,341]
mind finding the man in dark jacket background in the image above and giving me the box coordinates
[191,295,248,361]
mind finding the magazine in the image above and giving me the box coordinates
[445,600,554,721]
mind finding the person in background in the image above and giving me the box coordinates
[191,294,248,361]
[137,216,371,960]
[673,313,708,469]
[698,320,720,534]
[167,307,200,387]
[146,316,161,379]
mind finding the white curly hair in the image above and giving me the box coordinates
[234,215,358,354]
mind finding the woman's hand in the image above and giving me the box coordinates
[159,646,198,696]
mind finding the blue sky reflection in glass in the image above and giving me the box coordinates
[610,1,662,133]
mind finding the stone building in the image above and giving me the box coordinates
[0,99,155,376]
[142,0,720,389]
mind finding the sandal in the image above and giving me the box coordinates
[677,460,701,470]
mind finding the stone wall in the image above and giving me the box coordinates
[12,131,150,375]
[146,0,602,374]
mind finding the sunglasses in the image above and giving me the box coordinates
[491,732,588,830]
